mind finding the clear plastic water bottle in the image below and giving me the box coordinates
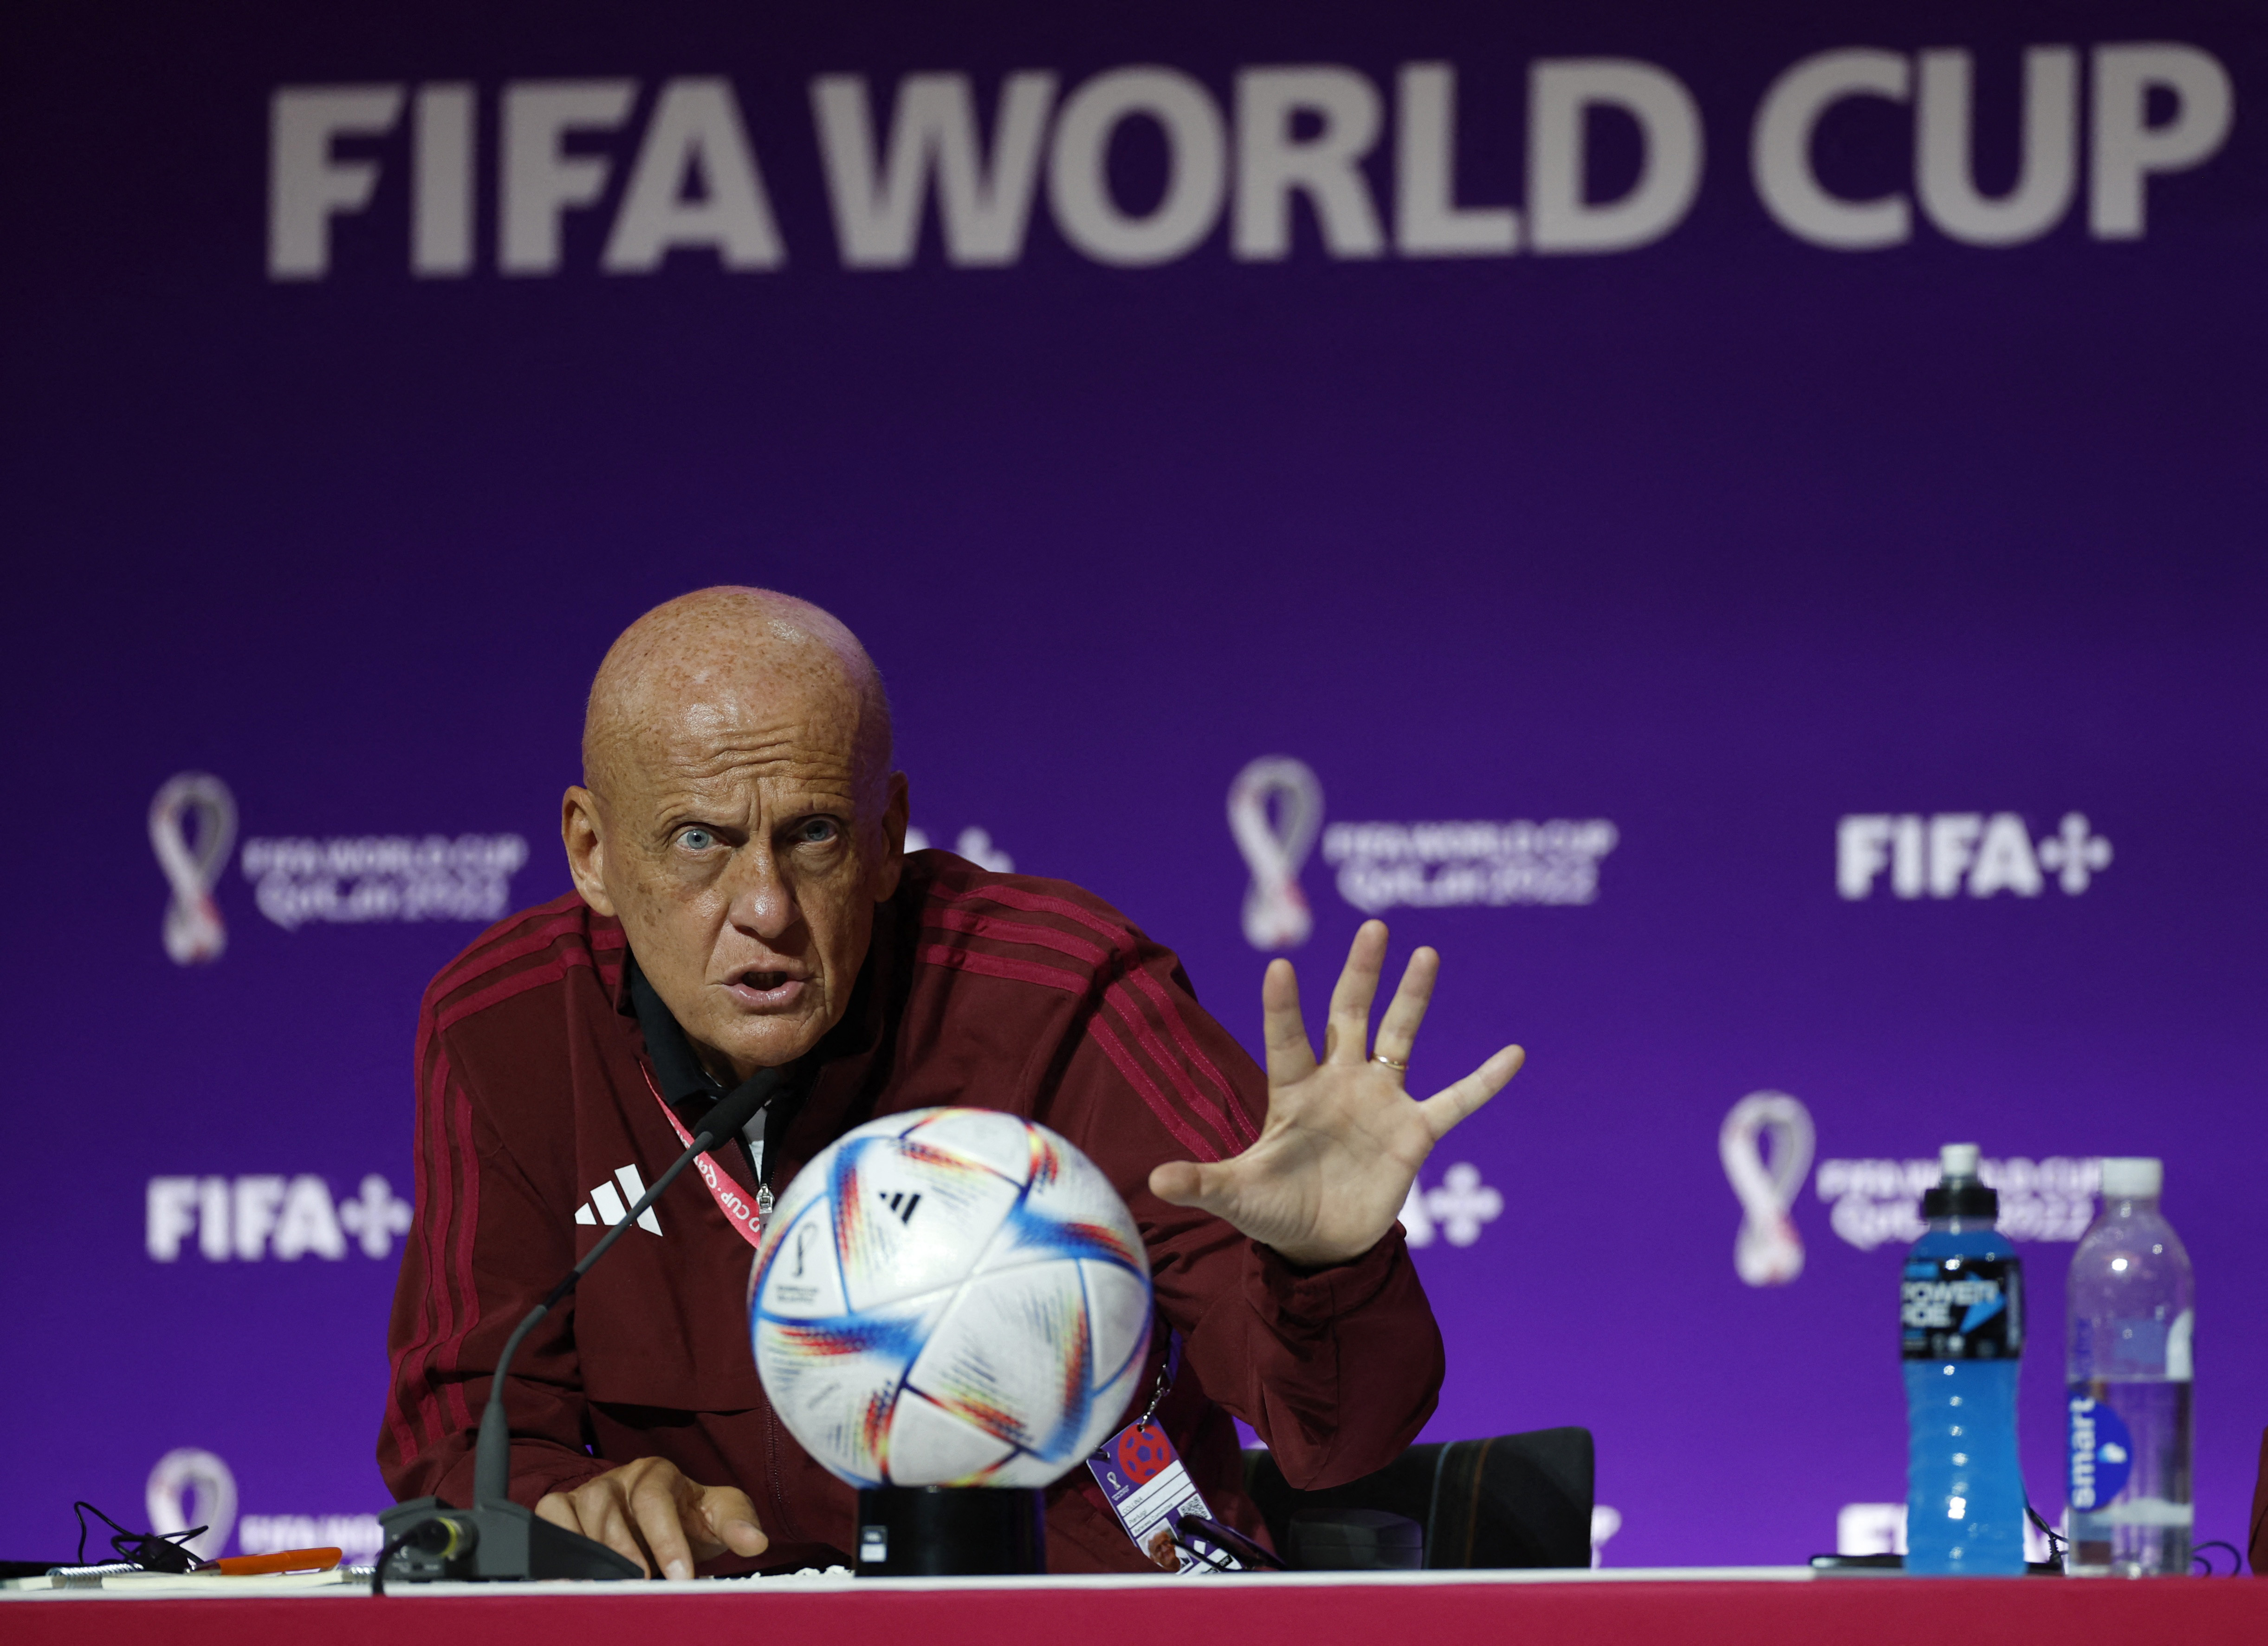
[2065,1157,2194,1576]
[1902,1143,2028,1575]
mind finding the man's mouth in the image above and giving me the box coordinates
[725,969,808,1008]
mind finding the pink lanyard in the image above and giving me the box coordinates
[639,1064,769,1250]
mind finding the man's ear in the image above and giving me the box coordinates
[874,773,910,902]
[562,786,617,915]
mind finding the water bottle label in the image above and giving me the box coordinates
[1900,1254,2022,1359]
[2067,1392,2134,1510]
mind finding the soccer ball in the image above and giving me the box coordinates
[750,1107,1153,1489]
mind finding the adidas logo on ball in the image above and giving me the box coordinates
[751,1108,1153,1489]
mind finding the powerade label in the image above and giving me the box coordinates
[1900,1254,2023,1360]
[2067,1392,2135,1510]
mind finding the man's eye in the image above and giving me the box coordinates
[678,828,717,851]
[795,819,839,844]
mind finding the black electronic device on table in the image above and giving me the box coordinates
[375,1081,775,1588]
[853,1485,1046,1576]
[1809,1554,2067,1575]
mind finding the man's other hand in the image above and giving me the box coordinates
[536,1456,767,1579]
[1148,920,1523,1269]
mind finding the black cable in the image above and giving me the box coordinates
[2192,1539,2242,1577]
[72,1502,203,1573]
[2023,1501,2067,1560]
[370,1530,416,1597]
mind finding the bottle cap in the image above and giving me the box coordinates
[1921,1142,1998,1219]
[2099,1157,2162,1199]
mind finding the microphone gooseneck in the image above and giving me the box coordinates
[470,1082,769,1507]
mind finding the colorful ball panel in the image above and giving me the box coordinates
[751,1108,1153,1488]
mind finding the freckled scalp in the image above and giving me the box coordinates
[582,587,894,819]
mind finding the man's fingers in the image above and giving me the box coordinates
[543,1463,762,1580]
[1370,946,1439,1067]
[1417,1045,1525,1141]
[1322,921,1389,1063]
[629,1466,701,1581]
[1149,1158,1231,1211]
[694,1487,769,1559]
[574,1478,654,1576]
[1258,958,1317,1087]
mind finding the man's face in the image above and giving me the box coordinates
[564,669,906,1082]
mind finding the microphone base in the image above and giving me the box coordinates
[855,1486,1047,1576]
[377,1496,645,1582]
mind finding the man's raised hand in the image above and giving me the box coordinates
[1147,920,1523,1269]
[536,1456,766,1580]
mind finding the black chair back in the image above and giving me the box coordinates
[1244,1427,1595,1570]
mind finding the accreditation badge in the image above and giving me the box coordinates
[1086,1421,1237,1575]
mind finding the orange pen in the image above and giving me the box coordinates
[195,1548,343,1575]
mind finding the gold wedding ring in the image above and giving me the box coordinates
[1371,1054,1409,1073]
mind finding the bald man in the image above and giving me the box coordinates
[379,588,1522,1576]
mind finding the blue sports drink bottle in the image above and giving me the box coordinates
[1902,1143,2028,1575]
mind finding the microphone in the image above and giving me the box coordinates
[374,1082,774,1588]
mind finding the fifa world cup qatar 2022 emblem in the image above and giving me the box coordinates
[146,1446,236,1561]
[1719,1091,1816,1287]
[1226,756,1323,951]
[149,773,238,966]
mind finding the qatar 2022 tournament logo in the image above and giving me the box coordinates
[1720,1089,2106,1286]
[1225,755,1618,952]
[147,772,530,962]
[1226,757,1324,951]
[149,773,238,965]
[146,1446,389,1563]
[1719,1092,1817,1286]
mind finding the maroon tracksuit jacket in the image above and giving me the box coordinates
[378,852,1444,1572]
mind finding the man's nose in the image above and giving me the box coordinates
[721,841,801,942]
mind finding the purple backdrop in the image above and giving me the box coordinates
[4,0,2263,1571]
